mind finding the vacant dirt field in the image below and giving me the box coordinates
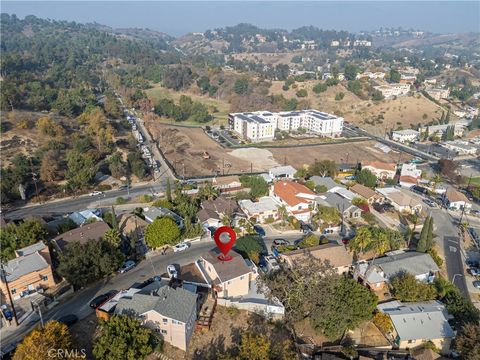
[269,140,411,169]
[149,123,272,177]
[148,122,410,177]
[269,80,446,135]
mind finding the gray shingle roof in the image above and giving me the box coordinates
[378,300,454,341]
[310,176,338,191]
[115,285,197,324]
[202,249,251,283]
[374,251,440,279]
[318,192,356,212]
[15,241,46,257]
[3,252,49,282]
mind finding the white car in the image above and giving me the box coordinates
[89,191,103,196]
[166,265,178,278]
[173,243,189,253]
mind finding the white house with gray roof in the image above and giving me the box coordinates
[239,196,282,223]
[115,283,197,351]
[310,176,338,192]
[143,207,184,228]
[378,300,455,352]
[268,165,297,180]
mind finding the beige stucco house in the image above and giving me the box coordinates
[0,241,55,301]
[115,283,197,352]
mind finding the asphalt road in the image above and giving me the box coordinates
[429,209,469,297]
[0,233,308,350]
[3,181,169,220]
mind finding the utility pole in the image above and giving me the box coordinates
[0,263,19,326]
[31,300,44,328]
[29,157,40,203]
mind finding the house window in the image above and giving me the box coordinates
[41,275,48,281]
[408,340,413,344]
[163,318,168,324]
[240,276,244,280]
[11,289,16,295]
[161,330,167,334]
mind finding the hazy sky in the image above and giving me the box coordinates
[2,1,479,36]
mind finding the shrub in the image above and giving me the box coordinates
[373,312,393,334]
[116,197,127,205]
[137,194,153,203]
[299,234,320,248]
[296,89,308,98]
[313,83,328,94]
[335,92,345,101]
[428,248,444,267]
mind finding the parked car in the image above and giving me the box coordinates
[466,259,480,268]
[423,198,437,208]
[470,209,480,216]
[264,255,280,272]
[2,309,13,321]
[57,314,78,327]
[411,185,429,195]
[89,191,103,196]
[273,239,289,246]
[254,225,266,236]
[89,294,110,309]
[167,265,178,278]
[473,280,480,289]
[467,267,480,276]
[118,260,136,273]
[173,243,189,253]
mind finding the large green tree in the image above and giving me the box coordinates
[310,277,377,339]
[390,273,437,302]
[0,219,47,261]
[57,239,124,288]
[239,175,269,199]
[144,217,180,249]
[235,236,263,263]
[455,323,480,360]
[65,149,97,190]
[356,169,377,188]
[93,315,156,360]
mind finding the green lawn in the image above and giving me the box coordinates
[468,177,480,186]
[145,85,230,126]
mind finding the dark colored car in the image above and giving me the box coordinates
[2,309,13,321]
[89,290,118,309]
[57,314,79,327]
[273,239,289,246]
[254,225,266,237]
[466,260,480,268]
[411,185,428,195]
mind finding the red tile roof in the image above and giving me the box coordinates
[273,180,315,207]
[399,175,418,184]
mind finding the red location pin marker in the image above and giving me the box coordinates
[213,226,237,261]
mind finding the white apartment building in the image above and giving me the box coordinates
[391,129,419,143]
[229,110,344,142]
[374,84,411,98]
[426,88,450,101]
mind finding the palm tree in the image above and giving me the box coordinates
[368,232,390,257]
[221,213,232,226]
[277,205,288,226]
[348,227,373,254]
[200,183,219,201]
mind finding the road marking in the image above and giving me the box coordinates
[449,246,457,253]
[448,239,459,244]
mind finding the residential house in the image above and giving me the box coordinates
[211,176,243,193]
[391,129,419,143]
[377,300,454,352]
[316,193,362,220]
[350,183,384,204]
[374,84,410,98]
[329,186,356,201]
[359,251,440,285]
[310,176,338,192]
[143,207,184,228]
[399,163,422,188]
[198,249,253,298]
[117,213,149,255]
[362,161,397,180]
[69,209,102,226]
[376,188,422,214]
[444,187,472,211]
[442,141,477,156]
[419,124,466,139]
[115,283,197,352]
[268,165,297,180]
[271,180,316,221]
[197,197,243,228]
[238,196,282,223]
[195,249,284,318]
[0,242,55,301]
[52,221,111,252]
[280,243,353,274]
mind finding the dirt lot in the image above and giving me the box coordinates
[148,123,281,176]
[269,80,446,135]
[149,123,410,177]
[158,306,292,360]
